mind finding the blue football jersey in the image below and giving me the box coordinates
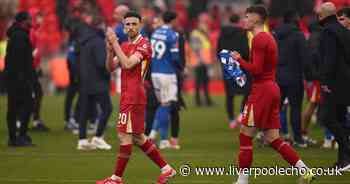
[150,25,179,74]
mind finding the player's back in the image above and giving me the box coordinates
[151,25,179,74]
[251,32,278,83]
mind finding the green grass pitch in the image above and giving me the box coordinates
[0,95,349,184]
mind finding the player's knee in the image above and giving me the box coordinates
[132,134,146,145]
[118,132,132,144]
[264,134,279,144]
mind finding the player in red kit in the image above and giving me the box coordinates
[230,5,315,184]
[96,11,176,184]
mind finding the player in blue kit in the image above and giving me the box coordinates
[148,11,181,149]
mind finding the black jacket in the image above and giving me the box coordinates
[273,24,310,86]
[217,25,249,61]
[319,15,350,105]
[78,24,110,94]
[4,23,35,93]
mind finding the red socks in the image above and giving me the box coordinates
[114,144,133,177]
[271,138,300,166]
[140,139,167,168]
[238,133,253,169]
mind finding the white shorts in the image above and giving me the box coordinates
[151,73,178,103]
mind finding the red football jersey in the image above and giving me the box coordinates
[120,35,152,105]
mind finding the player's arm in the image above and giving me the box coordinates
[106,28,142,69]
[106,40,119,72]
[231,36,265,75]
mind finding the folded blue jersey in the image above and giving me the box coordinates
[219,49,246,87]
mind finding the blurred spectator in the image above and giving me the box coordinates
[337,7,350,29]
[273,10,310,147]
[4,12,35,147]
[63,36,80,130]
[217,14,250,128]
[189,13,214,107]
[317,2,350,169]
[30,12,50,132]
[76,9,112,150]
[145,16,163,136]
[0,40,7,94]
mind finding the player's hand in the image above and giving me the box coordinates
[230,51,242,61]
[106,27,118,44]
[106,39,113,52]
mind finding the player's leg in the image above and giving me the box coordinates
[133,133,176,184]
[235,125,256,184]
[97,132,132,184]
[264,129,315,183]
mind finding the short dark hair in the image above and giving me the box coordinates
[283,10,300,24]
[15,11,31,23]
[337,7,350,18]
[124,11,142,21]
[229,14,240,24]
[246,5,268,22]
[162,11,177,24]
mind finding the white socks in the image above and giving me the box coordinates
[295,160,309,170]
[236,172,249,184]
[161,164,171,173]
[111,174,121,180]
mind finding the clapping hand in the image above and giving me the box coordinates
[106,27,118,44]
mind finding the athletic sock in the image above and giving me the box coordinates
[237,133,253,184]
[139,139,167,168]
[271,138,300,166]
[114,144,132,177]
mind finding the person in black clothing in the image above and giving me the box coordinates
[169,25,187,149]
[64,38,80,130]
[317,2,350,170]
[273,10,310,147]
[217,14,250,129]
[4,12,35,147]
[76,11,112,150]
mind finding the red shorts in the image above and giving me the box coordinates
[117,104,145,134]
[305,81,321,103]
[241,82,281,129]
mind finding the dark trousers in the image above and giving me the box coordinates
[170,107,180,138]
[319,92,350,162]
[78,91,112,139]
[224,78,250,120]
[7,89,34,142]
[279,83,304,142]
[194,64,212,106]
[64,81,78,122]
[32,79,43,121]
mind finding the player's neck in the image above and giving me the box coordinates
[252,25,264,36]
[129,34,141,43]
